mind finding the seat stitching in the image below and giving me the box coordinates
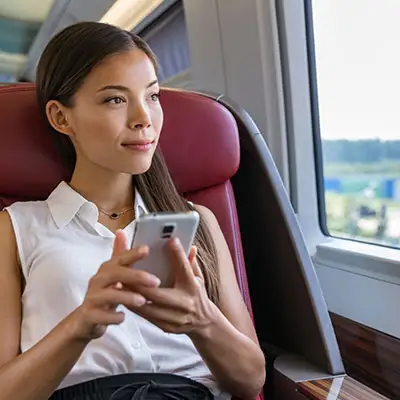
[225,183,252,311]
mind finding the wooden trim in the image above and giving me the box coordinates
[330,312,400,399]
[297,376,389,400]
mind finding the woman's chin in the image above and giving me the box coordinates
[124,160,153,175]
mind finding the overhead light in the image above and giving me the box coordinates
[100,0,164,31]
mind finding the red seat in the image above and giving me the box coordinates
[0,83,262,399]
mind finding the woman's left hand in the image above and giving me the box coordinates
[133,238,218,337]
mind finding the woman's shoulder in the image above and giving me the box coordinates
[3,200,51,231]
[193,204,215,220]
[193,204,220,231]
[0,210,18,262]
[1,200,54,272]
[4,199,49,214]
[0,210,13,234]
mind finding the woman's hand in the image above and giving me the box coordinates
[135,238,219,337]
[69,230,161,341]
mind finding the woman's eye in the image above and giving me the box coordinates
[104,96,125,104]
[150,93,160,102]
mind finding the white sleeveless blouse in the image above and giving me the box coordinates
[5,181,230,399]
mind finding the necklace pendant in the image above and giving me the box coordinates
[110,213,120,220]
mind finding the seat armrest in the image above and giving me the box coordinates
[274,354,345,400]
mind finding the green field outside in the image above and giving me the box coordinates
[323,161,400,248]
[324,160,400,177]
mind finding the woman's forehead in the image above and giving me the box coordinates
[80,50,158,92]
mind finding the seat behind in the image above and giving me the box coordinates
[0,84,261,399]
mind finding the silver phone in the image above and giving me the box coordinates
[131,211,200,287]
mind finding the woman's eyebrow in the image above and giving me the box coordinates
[97,80,158,93]
[97,85,129,93]
[147,79,158,88]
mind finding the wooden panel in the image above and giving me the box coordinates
[297,376,389,400]
[330,313,400,399]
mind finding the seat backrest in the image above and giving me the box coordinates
[0,84,253,316]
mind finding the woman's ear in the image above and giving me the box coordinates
[45,100,74,137]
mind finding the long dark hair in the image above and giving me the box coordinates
[36,22,220,304]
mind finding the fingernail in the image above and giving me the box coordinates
[139,245,149,254]
[171,237,180,248]
[133,294,146,307]
[149,276,161,287]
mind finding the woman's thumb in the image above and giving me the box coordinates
[112,229,129,257]
[188,245,198,263]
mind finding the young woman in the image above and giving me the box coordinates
[0,22,265,400]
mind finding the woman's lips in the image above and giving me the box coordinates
[123,140,154,152]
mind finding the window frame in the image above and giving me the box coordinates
[302,0,329,236]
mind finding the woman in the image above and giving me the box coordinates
[0,22,265,400]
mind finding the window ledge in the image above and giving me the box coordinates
[313,238,400,286]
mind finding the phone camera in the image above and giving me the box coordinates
[161,224,175,238]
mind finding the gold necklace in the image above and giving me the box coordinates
[99,207,134,220]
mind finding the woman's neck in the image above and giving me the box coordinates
[69,169,134,213]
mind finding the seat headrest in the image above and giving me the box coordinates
[159,89,240,193]
[0,84,239,200]
[0,85,67,199]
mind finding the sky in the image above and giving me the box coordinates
[312,0,400,140]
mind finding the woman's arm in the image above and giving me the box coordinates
[189,205,266,399]
[0,318,90,400]
[0,211,91,400]
[0,214,159,400]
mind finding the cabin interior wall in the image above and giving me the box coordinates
[183,0,290,192]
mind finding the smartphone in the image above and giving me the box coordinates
[131,211,200,287]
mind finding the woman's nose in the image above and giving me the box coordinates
[129,104,151,129]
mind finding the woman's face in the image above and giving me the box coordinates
[50,48,163,175]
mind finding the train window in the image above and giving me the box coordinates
[310,0,400,249]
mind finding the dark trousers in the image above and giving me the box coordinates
[50,373,214,400]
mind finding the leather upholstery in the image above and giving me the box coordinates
[0,85,67,199]
[186,183,253,319]
[159,89,240,193]
[0,83,260,399]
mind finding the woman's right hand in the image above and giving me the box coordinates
[68,230,160,341]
